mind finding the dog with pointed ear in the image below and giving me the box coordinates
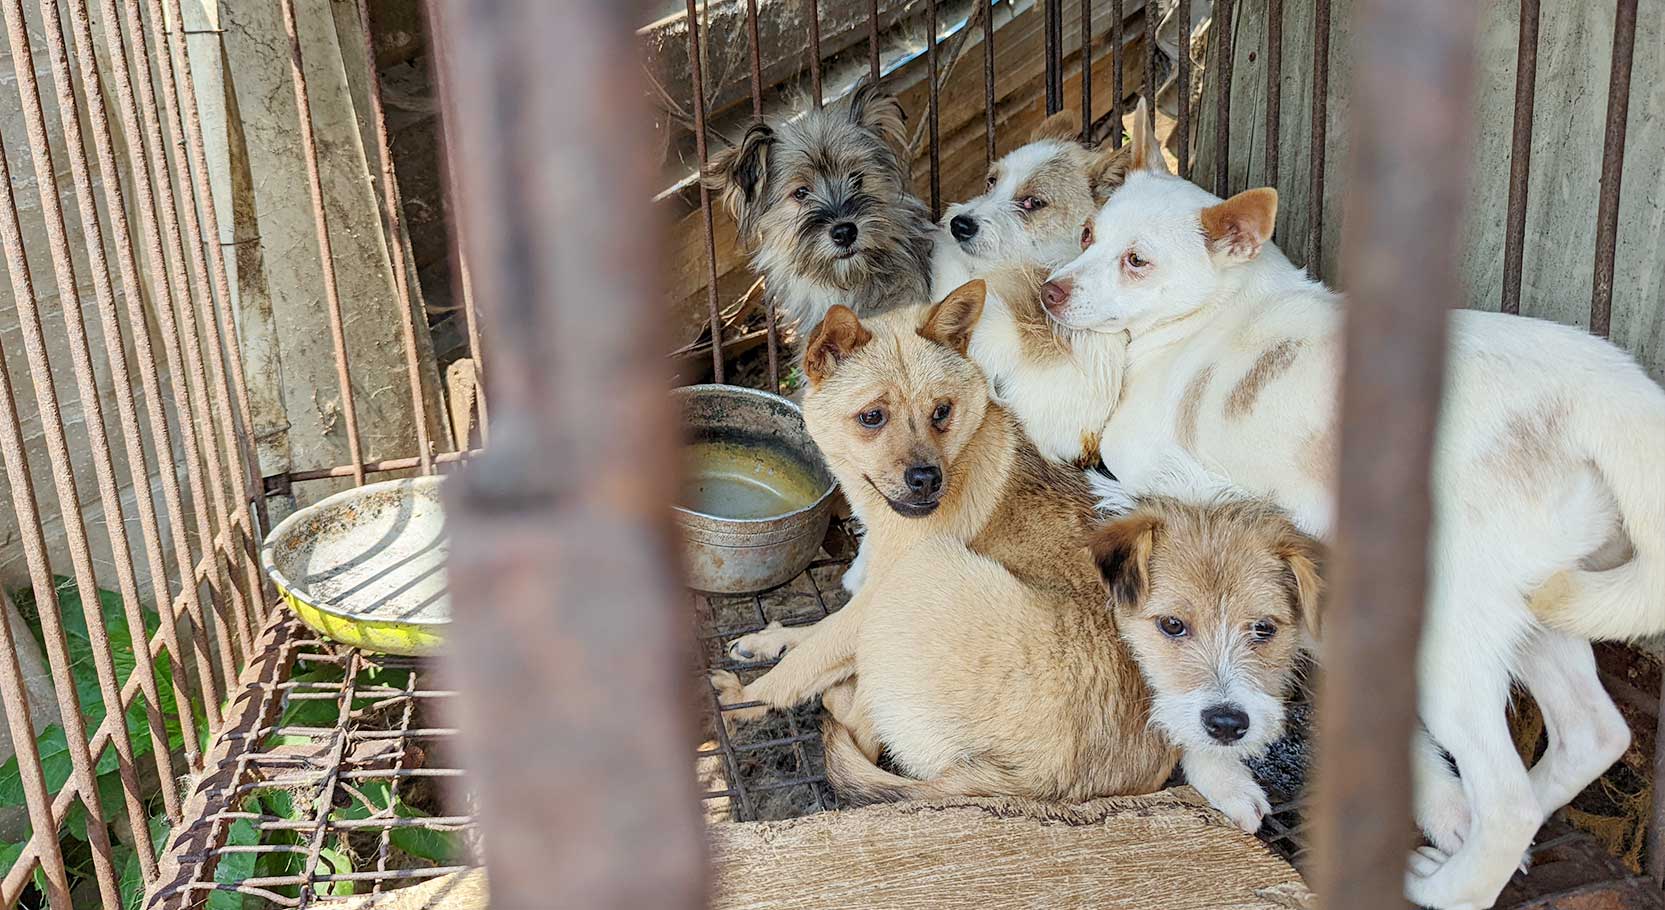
[701,79,936,331]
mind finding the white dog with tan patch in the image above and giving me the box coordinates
[1033,117,1665,910]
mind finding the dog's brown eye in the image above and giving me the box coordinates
[1124,250,1149,269]
[857,408,887,429]
[1157,616,1188,639]
[931,402,952,424]
[1249,620,1277,642]
[1019,196,1047,212]
[1081,222,1095,249]
[793,186,811,202]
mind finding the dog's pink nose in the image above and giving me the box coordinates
[1041,279,1072,313]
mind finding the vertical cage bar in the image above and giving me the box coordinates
[808,0,822,107]
[868,0,880,81]
[0,132,95,910]
[983,0,995,164]
[685,0,726,382]
[927,0,940,219]
[144,0,266,654]
[1500,0,1540,316]
[122,0,248,701]
[1142,0,1154,115]
[1306,0,1330,274]
[1588,0,1636,339]
[1264,0,1282,187]
[423,0,488,446]
[429,0,707,904]
[1175,0,1190,178]
[1110,0,1122,147]
[1211,0,1234,196]
[277,0,368,482]
[1652,674,1665,883]
[743,0,778,392]
[1045,0,1062,114]
[1311,0,1478,908]
[1080,0,1092,136]
[95,0,223,739]
[351,0,435,472]
[2,0,177,874]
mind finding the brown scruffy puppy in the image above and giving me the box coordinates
[709,286,1177,804]
[702,81,935,330]
[1090,497,1324,831]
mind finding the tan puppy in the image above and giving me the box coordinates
[1091,497,1324,831]
[709,288,1177,804]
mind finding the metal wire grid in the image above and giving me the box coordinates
[148,612,475,909]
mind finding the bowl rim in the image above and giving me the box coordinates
[671,383,838,527]
[259,474,452,628]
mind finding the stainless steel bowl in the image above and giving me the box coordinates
[674,384,837,594]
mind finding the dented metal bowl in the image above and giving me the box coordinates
[674,384,837,594]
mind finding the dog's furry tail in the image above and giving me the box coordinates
[821,719,1001,805]
[1531,385,1665,641]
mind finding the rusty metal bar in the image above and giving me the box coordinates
[430,0,706,905]
[1110,0,1122,147]
[352,0,435,473]
[281,449,476,484]
[119,0,249,695]
[1212,0,1234,196]
[1045,0,1063,114]
[1265,0,1282,187]
[1588,0,1636,338]
[743,0,779,392]
[1080,0,1092,136]
[0,160,75,910]
[809,0,823,107]
[747,0,764,116]
[1651,670,1665,883]
[1,0,174,883]
[685,0,726,382]
[1311,0,1478,907]
[276,0,368,483]
[1176,0,1190,178]
[868,0,880,79]
[927,0,941,218]
[1142,0,1154,115]
[141,0,264,660]
[1500,0,1540,316]
[423,0,489,446]
[983,0,995,163]
[1306,0,1330,275]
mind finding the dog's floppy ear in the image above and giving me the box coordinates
[1273,527,1325,640]
[804,305,874,386]
[1031,108,1081,144]
[1201,187,1278,262]
[1086,143,1135,203]
[1090,510,1162,608]
[919,280,986,356]
[847,79,911,164]
[1127,98,1170,175]
[702,123,775,237]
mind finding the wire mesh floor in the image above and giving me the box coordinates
[149,613,476,908]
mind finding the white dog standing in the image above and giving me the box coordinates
[1039,119,1665,910]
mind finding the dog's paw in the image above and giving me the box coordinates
[1403,846,1494,910]
[727,622,793,662]
[1214,785,1271,834]
[707,670,769,723]
[1416,789,1472,855]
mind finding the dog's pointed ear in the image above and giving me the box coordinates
[1031,108,1081,144]
[919,280,986,356]
[1274,527,1325,640]
[847,79,911,163]
[1090,510,1161,607]
[804,305,874,386]
[1128,98,1170,175]
[1201,187,1278,262]
[1087,142,1135,203]
[702,124,775,237]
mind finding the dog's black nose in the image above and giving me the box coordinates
[949,214,979,242]
[1201,706,1250,744]
[903,465,943,497]
[830,221,859,248]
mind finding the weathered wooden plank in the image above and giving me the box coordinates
[710,790,1314,909]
